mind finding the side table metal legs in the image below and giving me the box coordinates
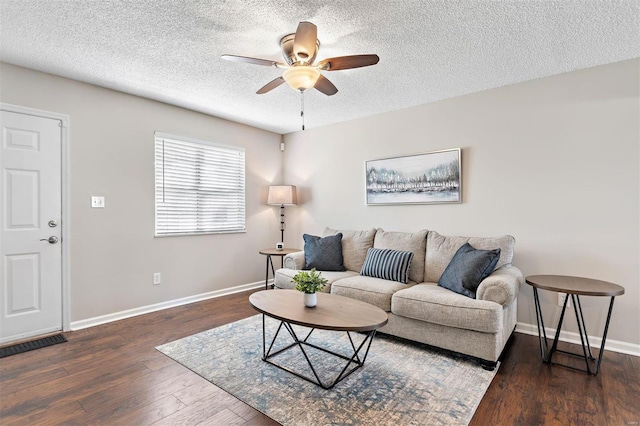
[533,288,616,375]
[264,255,275,290]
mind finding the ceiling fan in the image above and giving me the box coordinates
[221,21,379,96]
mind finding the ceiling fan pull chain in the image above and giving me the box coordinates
[300,90,305,131]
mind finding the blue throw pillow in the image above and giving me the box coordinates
[438,243,501,298]
[303,233,346,271]
[360,248,414,284]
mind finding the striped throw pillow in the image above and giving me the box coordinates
[360,248,414,284]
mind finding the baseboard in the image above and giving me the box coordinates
[71,280,265,331]
[515,322,640,357]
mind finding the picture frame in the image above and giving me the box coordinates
[365,148,461,205]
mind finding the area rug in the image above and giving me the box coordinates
[156,315,498,425]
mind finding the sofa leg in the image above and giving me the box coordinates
[480,360,497,371]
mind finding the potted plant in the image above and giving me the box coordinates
[292,268,328,308]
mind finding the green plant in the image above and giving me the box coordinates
[292,268,328,294]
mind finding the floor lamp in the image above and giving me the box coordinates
[267,185,298,248]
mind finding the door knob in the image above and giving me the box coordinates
[40,236,59,244]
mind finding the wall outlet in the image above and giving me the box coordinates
[91,196,105,208]
[153,272,161,285]
[558,292,571,308]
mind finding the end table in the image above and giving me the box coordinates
[259,248,300,290]
[525,275,624,375]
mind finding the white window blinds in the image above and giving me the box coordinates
[154,132,246,236]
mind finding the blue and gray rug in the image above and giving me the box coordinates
[156,315,498,425]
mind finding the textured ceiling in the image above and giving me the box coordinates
[1,1,639,134]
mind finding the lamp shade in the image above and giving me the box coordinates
[282,66,320,91]
[267,185,298,205]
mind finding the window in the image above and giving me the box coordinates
[154,132,245,236]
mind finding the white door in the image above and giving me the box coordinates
[0,111,62,344]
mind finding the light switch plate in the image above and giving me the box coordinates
[91,196,105,208]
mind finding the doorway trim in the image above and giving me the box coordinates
[1,102,71,332]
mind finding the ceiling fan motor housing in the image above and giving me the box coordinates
[280,33,320,65]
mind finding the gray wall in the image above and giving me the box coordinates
[0,63,283,322]
[283,59,640,347]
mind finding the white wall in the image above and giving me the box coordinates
[283,59,640,347]
[0,63,284,322]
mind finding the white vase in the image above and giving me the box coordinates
[304,292,317,308]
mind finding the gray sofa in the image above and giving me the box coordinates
[274,228,523,369]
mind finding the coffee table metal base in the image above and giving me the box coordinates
[261,315,377,390]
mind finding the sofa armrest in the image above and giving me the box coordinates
[476,265,523,306]
[284,251,305,270]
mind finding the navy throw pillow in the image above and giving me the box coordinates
[438,243,501,298]
[360,248,414,284]
[303,233,346,271]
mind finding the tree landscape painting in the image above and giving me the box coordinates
[366,148,461,205]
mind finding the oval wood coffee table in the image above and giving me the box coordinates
[249,289,388,389]
[525,275,625,375]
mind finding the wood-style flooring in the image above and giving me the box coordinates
[1,288,638,425]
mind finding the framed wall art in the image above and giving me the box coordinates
[365,148,461,205]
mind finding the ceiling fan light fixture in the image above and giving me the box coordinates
[222,22,378,97]
[282,66,320,91]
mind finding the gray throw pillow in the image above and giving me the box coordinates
[303,233,346,271]
[360,248,414,284]
[438,243,501,298]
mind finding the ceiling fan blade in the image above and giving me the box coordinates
[221,54,285,68]
[318,54,380,71]
[314,74,338,96]
[256,77,285,94]
[293,21,317,62]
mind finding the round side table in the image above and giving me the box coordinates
[259,248,300,290]
[525,275,624,375]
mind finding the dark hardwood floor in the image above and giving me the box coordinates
[1,288,638,425]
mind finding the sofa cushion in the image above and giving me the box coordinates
[373,229,428,283]
[274,268,358,292]
[360,248,414,284]
[391,284,503,334]
[425,231,515,283]
[323,228,376,272]
[438,243,501,298]
[331,275,414,312]
[303,233,345,271]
